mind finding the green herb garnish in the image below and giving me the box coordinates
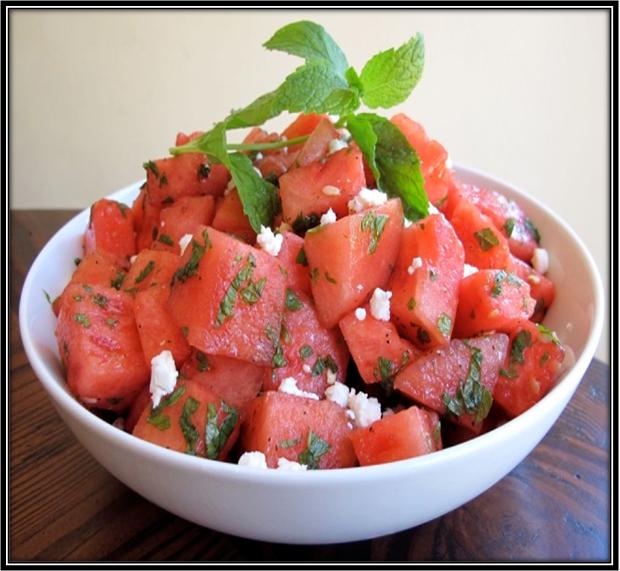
[196,351,210,372]
[279,438,301,449]
[215,254,257,326]
[503,217,516,237]
[158,234,174,246]
[299,345,313,360]
[173,229,211,285]
[437,313,452,337]
[134,260,155,284]
[180,397,200,454]
[205,402,239,460]
[510,330,532,364]
[110,271,126,290]
[295,247,309,266]
[74,257,82,266]
[73,313,90,328]
[169,21,427,229]
[360,211,389,254]
[285,288,304,311]
[298,430,331,470]
[442,346,492,423]
[91,293,108,308]
[474,228,500,251]
[525,218,541,244]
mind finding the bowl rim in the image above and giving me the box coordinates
[18,163,605,484]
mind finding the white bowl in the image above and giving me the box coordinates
[19,165,604,544]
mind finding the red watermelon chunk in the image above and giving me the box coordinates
[276,231,312,297]
[55,283,149,412]
[180,350,264,412]
[134,284,190,366]
[167,226,287,367]
[279,146,366,224]
[263,290,349,397]
[133,379,240,460]
[143,153,229,206]
[339,305,418,384]
[241,392,356,469]
[83,199,136,268]
[350,406,442,466]
[303,198,404,329]
[509,255,555,322]
[395,333,509,433]
[153,196,216,253]
[449,199,513,271]
[494,320,565,417]
[211,188,257,244]
[390,213,464,349]
[454,269,536,338]
[123,249,180,294]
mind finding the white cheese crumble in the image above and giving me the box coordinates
[354,307,367,321]
[129,255,138,264]
[356,284,364,292]
[338,128,351,141]
[347,389,382,428]
[531,248,549,274]
[302,363,312,374]
[326,368,338,386]
[527,273,541,285]
[256,225,283,257]
[320,208,337,226]
[178,233,194,256]
[238,451,268,468]
[112,417,125,430]
[328,138,348,155]
[322,184,342,196]
[277,458,308,471]
[348,187,388,213]
[404,218,413,228]
[255,152,264,161]
[463,263,479,278]
[382,408,395,418]
[224,179,235,196]
[325,382,350,408]
[253,166,263,177]
[407,256,423,276]
[278,377,319,400]
[369,288,392,321]
[428,203,440,215]
[149,350,178,408]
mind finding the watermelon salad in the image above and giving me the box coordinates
[49,21,566,470]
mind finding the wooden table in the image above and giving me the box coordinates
[9,210,610,562]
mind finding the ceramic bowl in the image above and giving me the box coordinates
[19,165,604,544]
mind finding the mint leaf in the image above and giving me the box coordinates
[227,90,282,130]
[360,33,424,109]
[277,61,358,115]
[263,20,349,75]
[298,431,331,469]
[442,346,492,423]
[228,153,280,232]
[205,401,238,460]
[346,113,428,220]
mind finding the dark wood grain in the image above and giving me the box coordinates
[9,210,611,562]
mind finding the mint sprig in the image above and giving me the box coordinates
[169,21,428,230]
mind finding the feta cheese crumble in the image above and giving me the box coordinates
[326,368,338,386]
[224,180,235,196]
[256,225,283,257]
[238,451,268,468]
[129,255,138,264]
[255,152,264,161]
[178,233,194,256]
[407,256,423,275]
[278,377,319,400]
[322,184,341,196]
[463,263,479,278]
[369,288,392,321]
[348,188,388,213]
[347,389,382,428]
[328,138,348,155]
[302,363,312,374]
[354,307,367,321]
[404,218,413,228]
[428,203,440,215]
[277,458,308,471]
[253,166,263,177]
[325,382,350,408]
[149,350,178,408]
[320,208,337,226]
[531,248,549,274]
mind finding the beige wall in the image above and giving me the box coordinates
[10,9,609,362]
